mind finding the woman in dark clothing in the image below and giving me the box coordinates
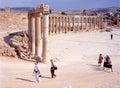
[103,55,109,70]
[103,55,113,72]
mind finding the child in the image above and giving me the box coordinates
[98,54,103,66]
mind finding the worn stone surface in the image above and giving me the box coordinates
[0,31,31,59]
[0,45,17,57]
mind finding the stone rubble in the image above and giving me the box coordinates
[0,31,31,59]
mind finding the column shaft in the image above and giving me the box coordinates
[42,15,49,63]
[35,14,42,57]
[28,14,32,52]
[31,15,35,56]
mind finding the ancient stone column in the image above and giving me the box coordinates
[63,16,65,33]
[35,13,42,57]
[53,16,55,34]
[42,14,49,63]
[96,17,98,30]
[97,17,99,29]
[90,16,93,30]
[66,16,69,32]
[94,17,96,30]
[81,16,83,30]
[72,16,75,31]
[28,12,31,42]
[98,16,100,29]
[87,16,89,30]
[38,4,50,63]
[51,16,54,35]
[68,16,71,32]
[55,16,58,34]
[90,17,92,29]
[65,16,67,33]
[80,16,82,31]
[49,16,52,35]
[56,16,58,33]
[97,17,100,30]
[77,16,80,31]
[31,14,36,56]
[54,16,56,34]
[28,12,32,52]
[89,17,91,30]
[61,16,64,33]
[85,16,87,30]
[58,16,61,33]
[101,15,103,29]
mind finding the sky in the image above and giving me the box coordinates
[0,0,119,10]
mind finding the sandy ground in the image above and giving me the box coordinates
[0,27,120,88]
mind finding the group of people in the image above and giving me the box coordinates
[98,53,113,72]
[33,59,57,83]
[33,53,113,82]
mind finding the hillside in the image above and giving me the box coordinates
[0,12,28,30]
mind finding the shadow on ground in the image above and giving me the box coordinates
[16,77,35,82]
[87,64,103,71]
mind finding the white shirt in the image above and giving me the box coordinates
[51,61,54,67]
[34,65,39,71]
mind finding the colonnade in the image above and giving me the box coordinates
[28,4,104,63]
[28,4,49,63]
[48,15,103,35]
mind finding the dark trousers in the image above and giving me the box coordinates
[50,68,56,78]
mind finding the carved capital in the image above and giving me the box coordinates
[39,4,49,15]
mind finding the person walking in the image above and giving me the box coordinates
[98,53,103,66]
[111,34,113,40]
[103,55,113,72]
[50,59,57,78]
[33,62,41,82]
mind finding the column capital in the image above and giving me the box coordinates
[28,8,36,18]
[40,4,49,15]
[35,12,42,17]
